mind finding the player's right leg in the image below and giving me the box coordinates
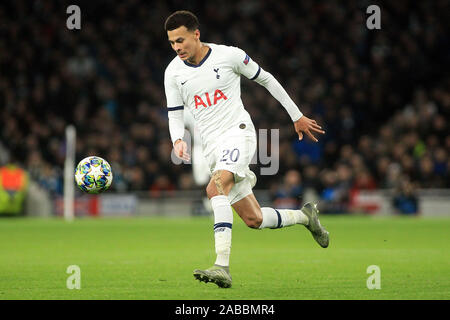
[193,169,235,288]
[193,130,256,288]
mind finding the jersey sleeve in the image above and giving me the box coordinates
[253,68,303,122]
[164,66,184,109]
[164,66,185,144]
[229,46,261,80]
[229,46,303,122]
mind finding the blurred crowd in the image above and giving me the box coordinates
[0,1,448,213]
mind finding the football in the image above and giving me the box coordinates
[75,156,113,194]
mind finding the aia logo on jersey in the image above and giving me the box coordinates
[194,89,228,109]
[243,54,250,65]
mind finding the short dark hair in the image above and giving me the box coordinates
[164,10,199,32]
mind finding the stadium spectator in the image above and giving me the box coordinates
[319,169,349,214]
[272,169,303,209]
[392,176,419,215]
[0,162,28,216]
[149,174,176,198]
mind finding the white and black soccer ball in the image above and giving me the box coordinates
[75,156,113,194]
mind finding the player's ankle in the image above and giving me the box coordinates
[215,253,230,267]
[295,209,309,225]
[214,264,230,272]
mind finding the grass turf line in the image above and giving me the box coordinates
[0,215,449,299]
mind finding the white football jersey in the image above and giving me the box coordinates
[164,43,260,155]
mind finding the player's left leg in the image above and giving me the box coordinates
[231,192,329,248]
[231,193,307,229]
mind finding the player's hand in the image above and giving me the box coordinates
[173,139,191,162]
[294,116,325,142]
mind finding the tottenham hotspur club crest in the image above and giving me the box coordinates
[214,68,220,79]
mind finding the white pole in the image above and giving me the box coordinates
[64,125,76,222]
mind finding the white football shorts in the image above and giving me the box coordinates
[205,122,257,205]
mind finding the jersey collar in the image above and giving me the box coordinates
[183,47,212,68]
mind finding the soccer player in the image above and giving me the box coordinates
[164,10,329,288]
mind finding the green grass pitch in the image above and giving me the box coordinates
[0,214,449,300]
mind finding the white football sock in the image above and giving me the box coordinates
[210,195,233,267]
[259,207,309,229]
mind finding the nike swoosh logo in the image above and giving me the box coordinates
[181,80,188,85]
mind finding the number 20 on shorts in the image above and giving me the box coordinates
[220,148,240,163]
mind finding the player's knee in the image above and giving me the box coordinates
[206,171,233,198]
[245,214,263,229]
[206,182,218,199]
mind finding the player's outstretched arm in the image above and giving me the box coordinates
[294,116,325,142]
[252,68,324,142]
